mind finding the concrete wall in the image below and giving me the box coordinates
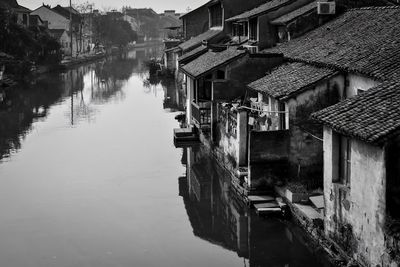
[182,6,209,40]
[249,130,290,163]
[346,74,380,98]
[215,109,247,168]
[286,75,342,187]
[226,55,284,90]
[185,74,195,125]
[31,6,69,30]
[323,127,387,266]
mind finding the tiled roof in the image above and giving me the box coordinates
[247,62,336,99]
[178,29,223,52]
[270,2,316,25]
[312,81,400,144]
[226,0,291,21]
[179,45,208,63]
[181,47,247,78]
[264,6,400,81]
[13,5,31,13]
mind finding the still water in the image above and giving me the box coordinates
[0,47,330,267]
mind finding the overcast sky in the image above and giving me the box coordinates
[18,0,206,13]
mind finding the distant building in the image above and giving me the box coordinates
[159,10,181,39]
[123,8,160,41]
[12,4,31,27]
[30,5,70,30]
[30,4,84,56]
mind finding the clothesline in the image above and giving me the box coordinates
[238,106,289,114]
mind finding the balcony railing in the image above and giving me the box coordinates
[191,100,211,128]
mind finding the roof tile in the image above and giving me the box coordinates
[270,2,316,25]
[181,47,247,78]
[178,29,223,52]
[264,6,400,81]
[248,62,336,99]
[226,0,291,21]
[312,81,400,144]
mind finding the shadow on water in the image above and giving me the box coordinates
[180,145,333,267]
[0,46,161,161]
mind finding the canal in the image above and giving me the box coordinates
[0,47,331,267]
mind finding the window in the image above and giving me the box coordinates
[232,22,248,37]
[333,133,351,185]
[209,4,222,28]
[216,70,225,79]
[22,14,28,25]
[249,18,258,41]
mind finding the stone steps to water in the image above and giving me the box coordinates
[247,195,285,216]
[173,128,199,147]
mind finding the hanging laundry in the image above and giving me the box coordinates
[249,116,255,125]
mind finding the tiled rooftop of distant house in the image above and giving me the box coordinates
[270,2,316,25]
[178,29,223,52]
[181,47,246,78]
[312,81,400,145]
[264,6,400,81]
[226,0,291,21]
[248,62,336,100]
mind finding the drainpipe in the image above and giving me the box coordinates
[70,0,73,57]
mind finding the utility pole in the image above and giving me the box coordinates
[70,0,73,57]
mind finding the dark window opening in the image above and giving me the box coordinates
[233,22,248,37]
[209,4,223,28]
[249,18,258,41]
[23,14,28,25]
[216,70,225,79]
[199,76,212,101]
[333,133,351,185]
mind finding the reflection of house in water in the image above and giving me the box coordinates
[163,79,186,112]
[179,145,331,267]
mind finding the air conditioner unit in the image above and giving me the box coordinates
[317,1,336,15]
[243,45,258,54]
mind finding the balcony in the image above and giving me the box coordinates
[191,100,211,128]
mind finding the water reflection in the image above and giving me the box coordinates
[0,46,161,161]
[181,145,332,267]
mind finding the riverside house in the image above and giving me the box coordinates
[179,47,283,158]
[225,0,319,51]
[312,81,400,267]
[166,0,269,75]
[309,7,400,267]
[222,5,398,195]
[178,0,338,192]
